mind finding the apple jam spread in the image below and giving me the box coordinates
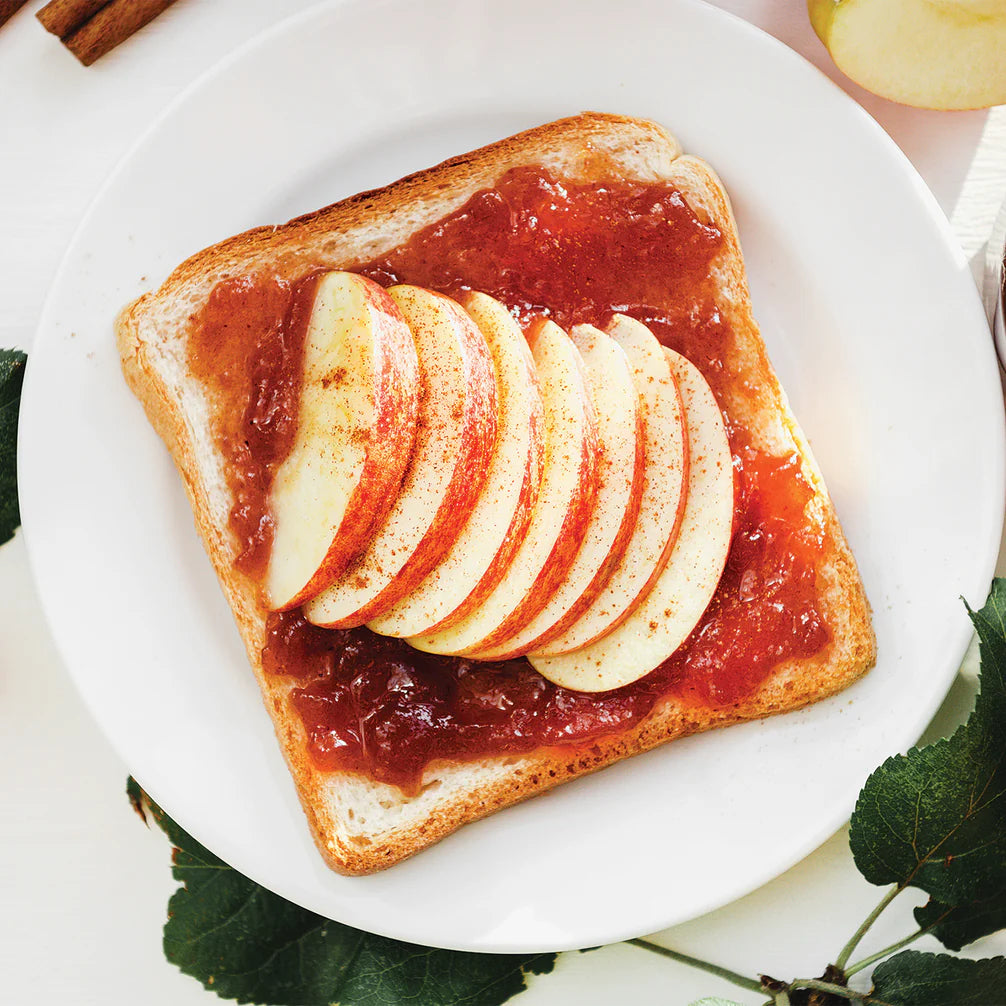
[189,272,321,581]
[190,166,830,791]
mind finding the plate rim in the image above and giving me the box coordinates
[17,0,1006,952]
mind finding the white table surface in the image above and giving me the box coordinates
[3,2,1006,1003]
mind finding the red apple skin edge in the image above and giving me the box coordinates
[530,315,690,656]
[271,274,420,611]
[314,288,500,627]
[416,291,547,634]
[462,317,601,653]
[506,389,646,657]
[473,326,647,661]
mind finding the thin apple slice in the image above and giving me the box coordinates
[304,285,498,628]
[408,319,599,656]
[368,292,546,638]
[530,348,734,692]
[468,324,644,660]
[265,271,419,611]
[531,314,687,656]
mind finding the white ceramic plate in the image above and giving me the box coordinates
[18,0,1005,953]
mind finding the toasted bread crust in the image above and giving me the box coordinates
[116,113,875,875]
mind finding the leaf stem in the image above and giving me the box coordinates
[844,928,925,977]
[790,978,868,1001]
[834,885,901,969]
[626,937,765,993]
[774,991,791,1005]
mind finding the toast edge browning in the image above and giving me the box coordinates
[115,112,876,875]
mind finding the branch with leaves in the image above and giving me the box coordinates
[645,582,1006,1006]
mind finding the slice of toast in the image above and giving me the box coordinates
[116,113,875,875]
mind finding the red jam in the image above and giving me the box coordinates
[265,435,827,789]
[192,165,832,791]
[188,273,319,581]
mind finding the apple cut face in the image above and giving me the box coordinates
[529,347,734,692]
[468,323,644,661]
[367,292,546,639]
[265,271,419,611]
[303,285,498,629]
[531,314,687,657]
[809,0,1006,110]
[408,318,600,657]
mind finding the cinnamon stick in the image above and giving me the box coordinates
[37,0,107,39]
[0,0,29,31]
[43,0,180,66]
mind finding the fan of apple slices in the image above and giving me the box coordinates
[267,271,734,692]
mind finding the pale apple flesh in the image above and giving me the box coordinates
[304,285,498,629]
[367,292,546,639]
[532,314,688,657]
[265,271,419,611]
[809,0,1006,110]
[272,278,731,692]
[529,348,734,693]
[468,324,644,661]
[408,319,600,657]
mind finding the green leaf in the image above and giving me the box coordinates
[963,587,1006,725]
[0,349,26,545]
[870,950,1006,1005]
[913,894,1006,952]
[849,580,1006,907]
[129,779,555,1005]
